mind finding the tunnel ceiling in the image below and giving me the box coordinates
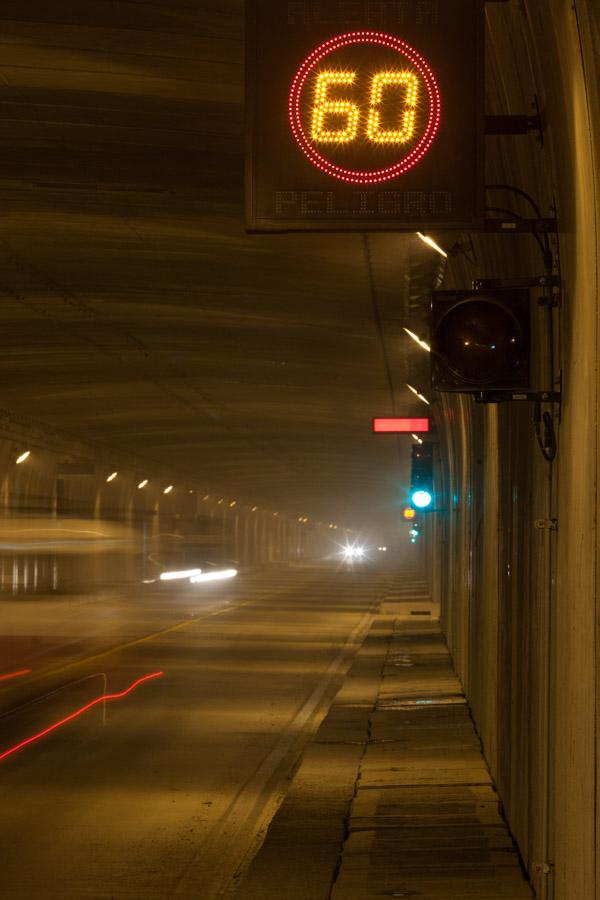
[0,1,441,531]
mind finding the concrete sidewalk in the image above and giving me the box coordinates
[235,594,534,900]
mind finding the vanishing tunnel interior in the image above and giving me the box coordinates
[0,1,598,899]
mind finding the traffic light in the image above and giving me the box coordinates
[430,289,530,392]
[410,443,434,511]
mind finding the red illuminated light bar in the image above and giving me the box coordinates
[373,418,429,433]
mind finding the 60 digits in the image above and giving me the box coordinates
[310,69,420,144]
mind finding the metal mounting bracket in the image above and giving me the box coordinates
[534,519,558,532]
[485,114,541,135]
[473,276,561,291]
[473,390,561,404]
[484,217,557,233]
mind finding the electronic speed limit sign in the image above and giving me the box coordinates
[246,1,484,232]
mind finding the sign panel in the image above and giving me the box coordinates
[373,417,429,433]
[246,0,484,232]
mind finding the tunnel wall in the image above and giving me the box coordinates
[0,428,331,595]
[437,2,600,898]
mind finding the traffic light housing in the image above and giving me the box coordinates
[430,289,530,392]
[410,443,434,511]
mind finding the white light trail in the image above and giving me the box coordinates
[190,569,238,584]
[160,568,203,582]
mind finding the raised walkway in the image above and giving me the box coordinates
[236,586,534,900]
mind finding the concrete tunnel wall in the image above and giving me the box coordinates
[436,2,600,899]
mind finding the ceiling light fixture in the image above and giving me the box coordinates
[138,479,148,489]
[416,231,448,258]
[16,451,31,465]
[406,384,431,406]
[106,471,118,483]
[403,327,431,352]
[163,485,173,495]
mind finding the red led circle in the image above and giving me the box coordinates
[288,31,441,185]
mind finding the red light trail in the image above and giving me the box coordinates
[0,671,164,764]
[0,668,32,683]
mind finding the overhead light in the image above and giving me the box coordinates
[16,451,31,465]
[160,568,202,582]
[411,433,424,444]
[416,232,448,258]
[106,471,118,483]
[229,500,237,508]
[190,569,237,584]
[203,495,210,501]
[403,327,431,353]
[163,485,173,494]
[406,384,430,406]
[217,498,224,505]
[273,512,279,517]
[251,506,258,512]
[138,479,148,489]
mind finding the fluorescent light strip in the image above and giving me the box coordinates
[403,327,431,353]
[416,231,448,258]
[16,451,31,464]
[406,384,431,406]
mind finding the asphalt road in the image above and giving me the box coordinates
[0,564,393,899]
